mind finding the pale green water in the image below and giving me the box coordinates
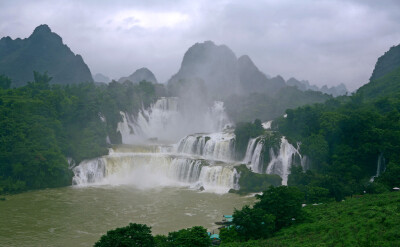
[0,185,254,247]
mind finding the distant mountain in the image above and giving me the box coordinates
[0,24,93,87]
[168,41,286,97]
[94,73,110,83]
[286,77,348,97]
[168,41,241,97]
[370,43,400,81]
[118,67,158,84]
[286,78,319,92]
[320,84,348,97]
[238,55,285,94]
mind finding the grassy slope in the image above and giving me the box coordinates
[221,192,400,246]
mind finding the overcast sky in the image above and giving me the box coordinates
[1,0,400,91]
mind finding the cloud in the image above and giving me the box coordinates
[0,0,400,90]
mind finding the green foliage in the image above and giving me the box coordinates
[233,165,281,194]
[95,224,211,247]
[162,226,211,247]
[369,43,400,81]
[254,186,304,230]
[234,119,264,160]
[94,223,154,247]
[221,192,400,246]
[219,227,240,243]
[226,186,304,243]
[376,162,400,188]
[233,205,275,241]
[0,72,157,194]
[278,72,400,200]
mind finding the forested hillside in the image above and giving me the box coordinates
[271,46,400,201]
[0,73,156,194]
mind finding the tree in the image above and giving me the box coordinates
[94,223,154,247]
[233,205,275,240]
[254,186,304,230]
[165,226,211,247]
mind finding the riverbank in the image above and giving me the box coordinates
[221,191,400,246]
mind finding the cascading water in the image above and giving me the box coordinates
[242,136,304,185]
[72,146,239,193]
[243,137,265,173]
[176,131,235,161]
[117,97,231,144]
[266,137,303,185]
[243,138,257,164]
[370,153,386,182]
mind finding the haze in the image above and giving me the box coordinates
[1,0,400,91]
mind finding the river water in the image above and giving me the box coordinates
[0,185,254,247]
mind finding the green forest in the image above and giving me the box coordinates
[0,72,156,194]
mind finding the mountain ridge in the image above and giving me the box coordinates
[118,67,158,84]
[0,24,93,87]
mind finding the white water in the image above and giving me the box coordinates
[250,140,264,173]
[117,97,231,144]
[72,147,239,193]
[262,121,272,130]
[243,135,304,185]
[243,138,258,164]
[266,137,303,185]
[370,153,386,182]
[176,131,235,162]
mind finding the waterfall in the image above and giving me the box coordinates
[72,149,239,193]
[266,137,303,185]
[117,98,231,144]
[376,153,385,177]
[176,131,235,161]
[242,137,264,173]
[242,136,304,185]
[243,138,257,163]
[370,153,386,182]
[249,140,264,173]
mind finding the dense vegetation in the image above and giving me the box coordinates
[94,224,211,247]
[221,191,400,247]
[369,43,400,81]
[233,165,282,194]
[0,72,157,194]
[273,76,400,200]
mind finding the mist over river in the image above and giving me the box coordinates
[0,186,254,246]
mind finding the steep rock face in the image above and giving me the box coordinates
[238,55,285,94]
[370,43,400,81]
[0,24,93,87]
[118,67,158,84]
[168,41,241,98]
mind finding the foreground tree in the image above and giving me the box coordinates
[94,223,154,247]
[254,186,304,230]
[233,205,275,240]
[155,226,211,247]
